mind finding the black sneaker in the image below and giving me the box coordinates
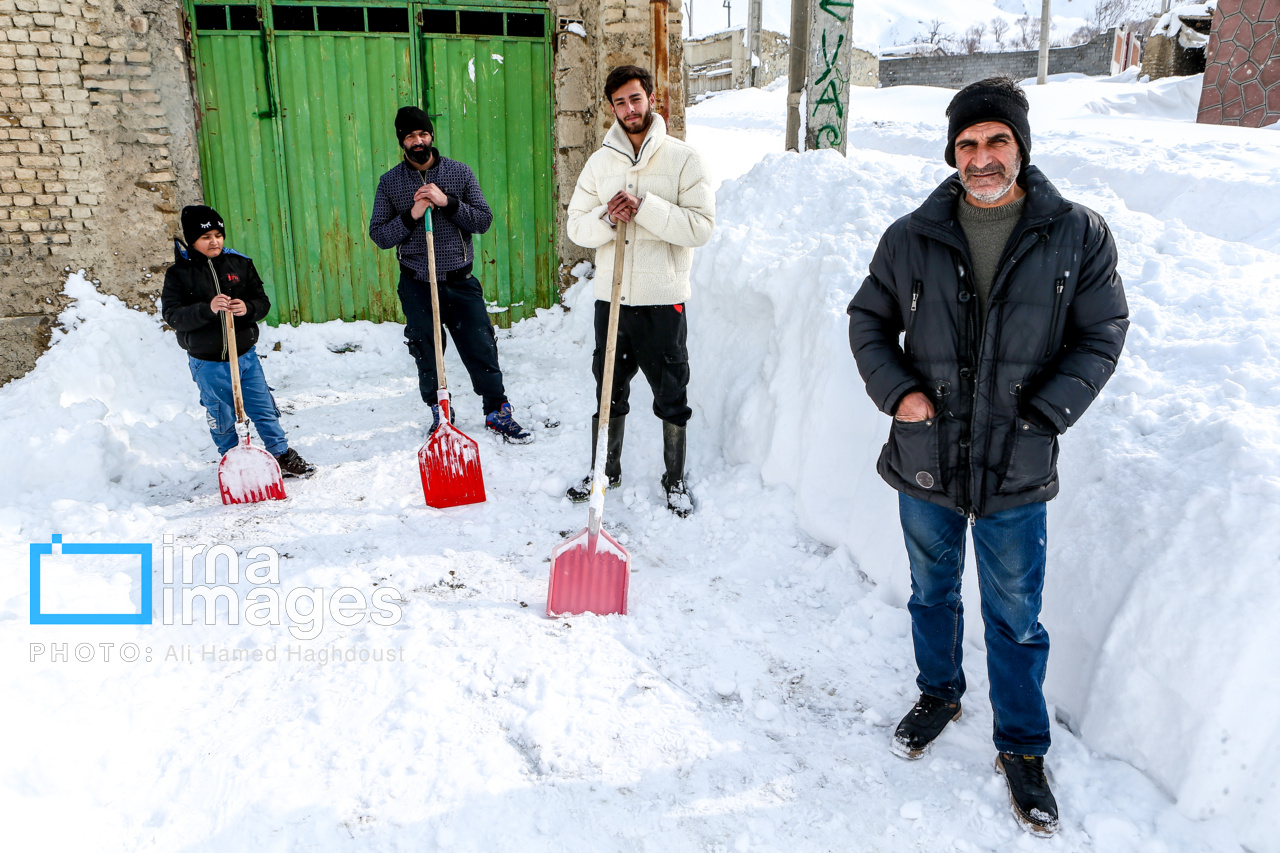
[891,694,961,759]
[274,448,315,479]
[996,753,1059,837]
[566,474,620,503]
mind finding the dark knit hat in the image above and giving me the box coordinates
[395,106,434,144]
[944,77,1031,167]
[181,204,224,246]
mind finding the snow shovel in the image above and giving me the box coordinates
[218,308,286,505]
[547,222,631,617]
[416,198,486,508]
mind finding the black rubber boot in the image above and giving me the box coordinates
[661,420,693,518]
[996,753,1059,837]
[566,415,624,502]
[891,694,962,759]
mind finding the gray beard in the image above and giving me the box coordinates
[961,151,1021,204]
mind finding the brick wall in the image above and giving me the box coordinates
[1197,0,1280,128]
[880,29,1120,89]
[0,0,199,385]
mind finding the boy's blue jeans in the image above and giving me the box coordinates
[899,493,1051,756]
[188,348,288,457]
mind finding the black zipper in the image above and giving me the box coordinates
[905,279,922,358]
[1044,277,1065,359]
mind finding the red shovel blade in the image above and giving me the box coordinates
[218,439,286,505]
[418,421,486,508]
[547,526,630,617]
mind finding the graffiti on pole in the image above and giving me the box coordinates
[805,0,855,153]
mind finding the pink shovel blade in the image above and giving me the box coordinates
[418,421,486,508]
[547,526,630,617]
[218,439,286,505]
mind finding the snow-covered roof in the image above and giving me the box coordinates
[1151,2,1217,49]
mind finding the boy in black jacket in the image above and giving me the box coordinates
[161,205,314,477]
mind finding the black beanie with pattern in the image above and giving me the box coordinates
[181,204,224,246]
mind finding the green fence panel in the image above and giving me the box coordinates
[193,27,296,325]
[274,29,413,323]
[189,1,554,328]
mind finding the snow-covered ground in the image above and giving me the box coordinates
[4,72,1279,851]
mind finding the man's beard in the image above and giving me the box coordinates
[621,107,654,135]
[405,143,432,165]
[961,151,1021,204]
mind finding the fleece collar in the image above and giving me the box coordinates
[602,111,667,170]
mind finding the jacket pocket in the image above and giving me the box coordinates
[998,420,1059,493]
[887,416,942,491]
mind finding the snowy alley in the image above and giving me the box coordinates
[3,72,1279,852]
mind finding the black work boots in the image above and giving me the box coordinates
[996,752,1060,837]
[891,693,962,760]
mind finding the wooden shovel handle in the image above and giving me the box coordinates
[223,308,247,424]
[597,221,626,427]
[588,222,627,537]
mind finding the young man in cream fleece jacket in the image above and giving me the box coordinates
[565,64,716,517]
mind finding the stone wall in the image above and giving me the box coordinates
[0,0,199,384]
[880,28,1120,89]
[684,27,789,102]
[1197,0,1280,128]
[1142,33,1208,80]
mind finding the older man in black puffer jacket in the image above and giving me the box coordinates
[847,77,1128,838]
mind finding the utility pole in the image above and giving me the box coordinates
[804,0,855,153]
[1036,0,1051,84]
[747,0,763,87]
[723,0,731,29]
[784,0,811,150]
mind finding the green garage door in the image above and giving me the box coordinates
[187,0,555,328]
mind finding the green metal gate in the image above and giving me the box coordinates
[186,1,555,328]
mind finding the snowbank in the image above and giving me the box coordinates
[688,140,1280,850]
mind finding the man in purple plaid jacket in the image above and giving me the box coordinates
[369,106,532,444]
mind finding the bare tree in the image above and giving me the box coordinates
[924,19,952,55]
[1014,15,1035,50]
[990,17,1010,48]
[961,22,987,55]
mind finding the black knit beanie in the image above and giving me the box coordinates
[181,204,224,246]
[944,77,1032,167]
[395,106,434,144]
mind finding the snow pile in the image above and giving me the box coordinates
[688,96,1280,849]
[0,274,206,540]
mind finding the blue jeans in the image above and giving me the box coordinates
[899,493,1051,756]
[188,348,288,457]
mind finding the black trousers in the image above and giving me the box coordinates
[592,300,691,427]
[398,271,506,414]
